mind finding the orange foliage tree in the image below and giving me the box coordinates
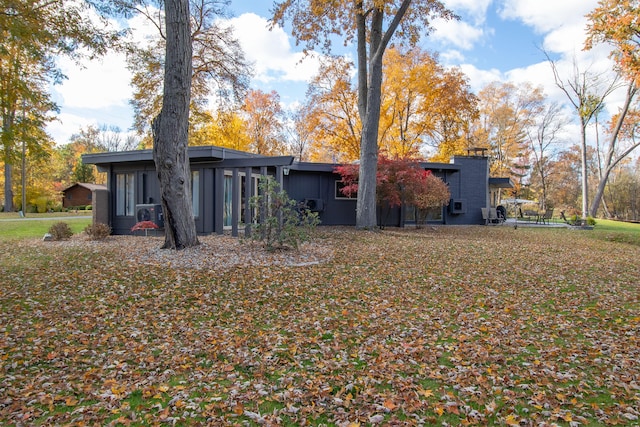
[586,0,640,84]
[242,89,286,155]
[272,0,457,229]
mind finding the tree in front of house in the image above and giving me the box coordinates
[272,0,457,229]
[152,0,199,250]
[127,0,252,147]
[335,156,450,227]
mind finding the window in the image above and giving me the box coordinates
[116,173,135,216]
[223,171,259,228]
[191,170,200,217]
[223,174,233,227]
[335,180,357,199]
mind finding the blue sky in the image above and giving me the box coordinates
[48,0,615,145]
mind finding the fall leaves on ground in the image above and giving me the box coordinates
[0,227,638,426]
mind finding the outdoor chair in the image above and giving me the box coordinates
[539,208,554,224]
[523,209,538,222]
[482,207,504,225]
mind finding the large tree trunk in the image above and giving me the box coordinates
[355,2,410,229]
[589,83,638,217]
[356,8,384,229]
[152,0,198,250]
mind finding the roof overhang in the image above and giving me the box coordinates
[290,161,461,174]
[83,146,292,168]
[489,177,515,188]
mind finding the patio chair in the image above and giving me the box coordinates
[481,207,490,225]
[482,207,504,225]
[489,207,505,225]
[539,208,554,224]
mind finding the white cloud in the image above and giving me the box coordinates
[456,64,503,92]
[443,0,492,25]
[440,49,466,64]
[228,13,322,84]
[55,53,132,110]
[498,0,598,34]
[431,18,486,50]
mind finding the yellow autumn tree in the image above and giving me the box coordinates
[380,47,478,160]
[190,110,251,151]
[471,81,544,180]
[242,89,286,156]
[302,56,362,162]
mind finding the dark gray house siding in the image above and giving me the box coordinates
[83,146,504,235]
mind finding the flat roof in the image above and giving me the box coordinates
[489,177,515,188]
[82,146,265,166]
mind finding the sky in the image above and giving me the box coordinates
[47,0,618,145]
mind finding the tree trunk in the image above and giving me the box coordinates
[579,118,589,221]
[355,0,367,123]
[356,8,384,229]
[4,162,13,212]
[3,118,14,212]
[152,0,199,250]
[354,2,410,229]
[589,83,637,217]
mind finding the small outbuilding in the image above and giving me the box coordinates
[62,183,107,209]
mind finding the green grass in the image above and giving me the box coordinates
[0,213,92,240]
[589,218,640,246]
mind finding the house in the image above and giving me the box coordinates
[61,183,107,209]
[82,145,512,235]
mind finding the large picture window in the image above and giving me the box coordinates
[116,173,135,216]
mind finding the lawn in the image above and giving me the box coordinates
[0,212,92,240]
[0,225,638,426]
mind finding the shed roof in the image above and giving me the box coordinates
[62,183,107,192]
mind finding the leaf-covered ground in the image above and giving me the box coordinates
[0,227,638,426]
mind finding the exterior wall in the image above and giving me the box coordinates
[63,186,92,208]
[99,152,490,235]
[446,156,490,225]
[284,170,357,226]
[108,163,159,235]
[92,188,109,226]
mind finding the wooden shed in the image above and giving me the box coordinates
[62,183,107,209]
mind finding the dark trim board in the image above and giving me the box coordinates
[83,146,509,235]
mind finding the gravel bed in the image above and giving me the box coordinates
[31,233,334,272]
